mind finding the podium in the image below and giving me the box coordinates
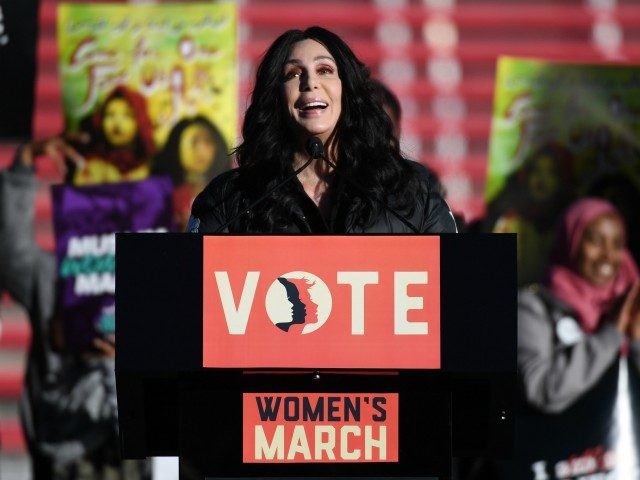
[115,234,516,479]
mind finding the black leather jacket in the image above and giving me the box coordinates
[188,162,457,234]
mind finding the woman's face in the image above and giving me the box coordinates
[577,213,625,286]
[528,154,559,201]
[103,98,138,147]
[282,39,342,144]
[179,124,216,175]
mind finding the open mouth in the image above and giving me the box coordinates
[299,101,328,111]
[596,263,615,278]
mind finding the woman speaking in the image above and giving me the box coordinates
[188,26,457,234]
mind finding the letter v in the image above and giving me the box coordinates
[214,271,260,334]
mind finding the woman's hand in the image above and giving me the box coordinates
[613,281,640,334]
[92,334,116,358]
[17,133,88,175]
[624,282,640,340]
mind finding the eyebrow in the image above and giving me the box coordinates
[285,55,336,66]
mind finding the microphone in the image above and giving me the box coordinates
[305,136,324,159]
[211,139,323,233]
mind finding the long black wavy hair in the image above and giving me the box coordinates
[235,26,424,231]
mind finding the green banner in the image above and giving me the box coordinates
[486,57,640,285]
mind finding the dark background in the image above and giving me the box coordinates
[0,0,40,141]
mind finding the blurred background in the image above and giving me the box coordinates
[2,0,640,477]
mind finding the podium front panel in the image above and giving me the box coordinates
[115,234,516,478]
[177,371,450,478]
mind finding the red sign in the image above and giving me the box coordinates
[203,236,440,369]
[243,393,399,463]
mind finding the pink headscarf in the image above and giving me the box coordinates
[546,197,639,332]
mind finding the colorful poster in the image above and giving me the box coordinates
[243,393,399,463]
[57,2,236,224]
[202,236,441,369]
[52,176,174,352]
[486,57,640,285]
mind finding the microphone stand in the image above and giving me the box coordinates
[212,141,320,233]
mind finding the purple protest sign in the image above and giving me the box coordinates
[52,176,174,353]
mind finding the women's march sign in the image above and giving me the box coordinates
[243,393,399,463]
[486,57,640,286]
[52,177,173,352]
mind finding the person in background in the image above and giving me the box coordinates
[188,27,457,234]
[489,143,574,285]
[153,116,230,230]
[518,197,640,414]
[0,136,151,479]
[370,78,460,228]
[371,78,402,140]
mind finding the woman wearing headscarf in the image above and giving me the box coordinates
[518,197,640,414]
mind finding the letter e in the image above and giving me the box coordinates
[394,272,428,335]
